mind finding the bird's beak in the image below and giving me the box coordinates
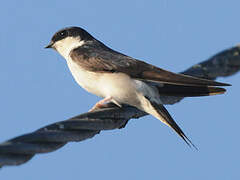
[45,41,54,49]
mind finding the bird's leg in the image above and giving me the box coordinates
[89,96,114,112]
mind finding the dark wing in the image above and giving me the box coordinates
[155,84,226,97]
[70,44,230,87]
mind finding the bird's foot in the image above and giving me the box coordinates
[89,97,113,112]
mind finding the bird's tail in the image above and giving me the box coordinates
[141,96,197,149]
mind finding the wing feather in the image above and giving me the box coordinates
[70,44,230,87]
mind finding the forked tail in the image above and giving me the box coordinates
[143,96,197,149]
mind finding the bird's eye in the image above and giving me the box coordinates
[59,30,67,37]
[52,30,68,42]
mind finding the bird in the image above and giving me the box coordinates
[45,26,230,148]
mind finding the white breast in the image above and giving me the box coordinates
[53,37,104,96]
[66,59,105,97]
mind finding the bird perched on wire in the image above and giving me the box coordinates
[45,26,230,148]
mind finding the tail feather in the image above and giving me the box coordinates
[156,84,226,97]
[156,105,197,149]
[145,97,197,149]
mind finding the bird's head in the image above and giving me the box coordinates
[45,26,93,58]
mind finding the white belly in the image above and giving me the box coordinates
[66,58,161,107]
[66,59,104,97]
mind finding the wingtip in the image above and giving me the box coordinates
[220,82,231,86]
[209,81,231,87]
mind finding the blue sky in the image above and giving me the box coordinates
[0,1,239,179]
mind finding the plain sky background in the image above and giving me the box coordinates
[0,1,239,179]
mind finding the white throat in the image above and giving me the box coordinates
[54,37,85,60]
